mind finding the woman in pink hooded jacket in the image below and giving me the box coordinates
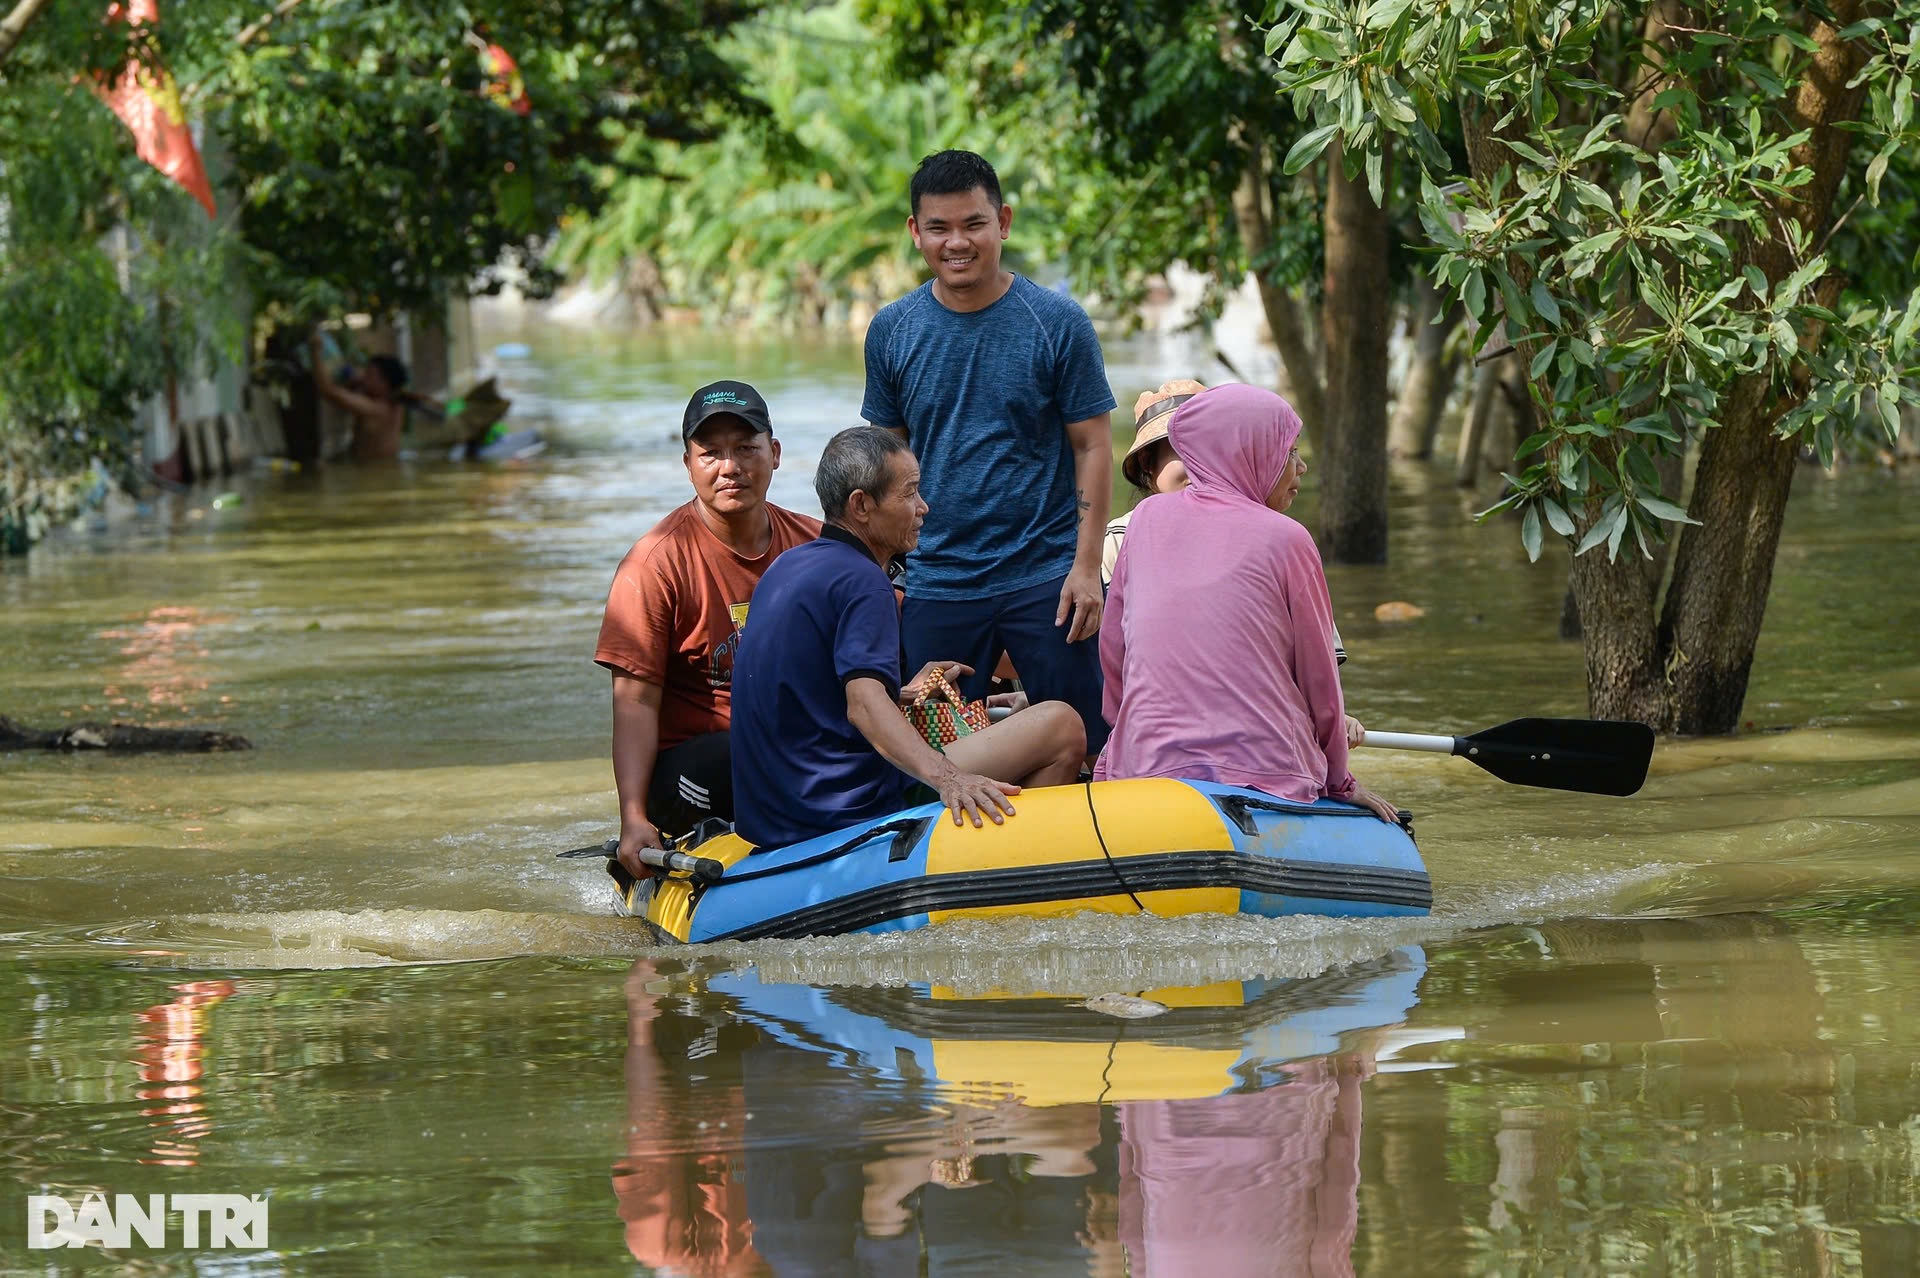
[1095,383,1398,821]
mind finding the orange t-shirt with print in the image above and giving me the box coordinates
[595,500,821,748]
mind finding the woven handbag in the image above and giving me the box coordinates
[902,667,990,749]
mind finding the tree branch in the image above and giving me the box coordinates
[0,0,55,69]
[1228,128,1327,433]
[0,715,252,752]
[236,0,309,49]
[1623,2,1689,155]
[1811,191,1867,258]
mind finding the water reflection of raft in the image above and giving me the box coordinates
[706,946,1427,1104]
[625,778,1431,944]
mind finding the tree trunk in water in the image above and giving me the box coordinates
[1495,356,1537,467]
[0,715,251,752]
[1319,141,1393,563]
[1568,536,1668,725]
[1637,6,1869,733]
[1388,272,1463,461]
[1265,289,1327,441]
[1456,351,1504,488]
[1229,138,1327,436]
[1574,384,1801,733]
[1657,393,1799,733]
[1464,8,1870,732]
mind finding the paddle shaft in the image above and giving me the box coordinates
[1359,731,1456,754]
[558,837,725,883]
[629,842,724,883]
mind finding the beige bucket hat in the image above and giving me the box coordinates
[1121,379,1207,491]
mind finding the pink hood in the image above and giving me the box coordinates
[1095,384,1354,801]
[1169,381,1300,509]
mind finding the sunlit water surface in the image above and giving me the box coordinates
[2,322,1917,1274]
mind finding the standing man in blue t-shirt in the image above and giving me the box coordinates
[862,149,1118,758]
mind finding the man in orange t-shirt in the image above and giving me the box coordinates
[595,381,820,879]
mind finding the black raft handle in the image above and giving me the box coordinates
[1215,794,1414,838]
[721,816,932,886]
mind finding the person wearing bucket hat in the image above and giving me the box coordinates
[1101,380,1208,588]
[594,380,822,882]
[1102,380,1364,749]
[1095,384,1395,822]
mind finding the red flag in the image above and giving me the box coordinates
[479,42,532,116]
[94,0,217,218]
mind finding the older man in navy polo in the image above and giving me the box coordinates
[730,427,1085,850]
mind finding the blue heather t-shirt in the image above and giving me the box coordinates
[862,275,1117,600]
[730,526,914,850]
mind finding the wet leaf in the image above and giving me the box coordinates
[1635,493,1699,525]
[1283,123,1341,176]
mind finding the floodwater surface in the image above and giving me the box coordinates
[2,323,1918,1274]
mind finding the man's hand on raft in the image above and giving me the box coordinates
[1055,565,1103,643]
[933,763,1021,828]
[617,817,666,879]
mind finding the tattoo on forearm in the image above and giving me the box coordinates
[1076,487,1091,521]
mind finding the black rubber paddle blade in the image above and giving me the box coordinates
[1455,718,1655,796]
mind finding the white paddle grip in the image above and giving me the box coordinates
[1359,731,1458,754]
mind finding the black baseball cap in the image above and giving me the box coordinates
[682,380,773,442]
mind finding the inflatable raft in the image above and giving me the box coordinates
[612,778,1430,944]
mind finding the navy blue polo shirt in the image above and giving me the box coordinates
[730,523,914,849]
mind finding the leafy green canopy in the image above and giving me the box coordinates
[554,0,1091,321]
[0,55,240,550]
[1269,0,1920,561]
[0,1,756,548]
[204,0,762,321]
[864,0,1344,318]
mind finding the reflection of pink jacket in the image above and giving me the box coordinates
[1118,1056,1371,1278]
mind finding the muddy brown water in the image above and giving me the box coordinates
[2,324,1917,1274]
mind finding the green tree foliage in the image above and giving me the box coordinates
[0,0,756,550]
[1268,0,1920,730]
[203,0,762,321]
[553,0,1082,322]
[0,68,239,552]
[1034,1,1340,307]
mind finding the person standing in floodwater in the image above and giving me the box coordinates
[308,331,410,462]
[861,149,1118,761]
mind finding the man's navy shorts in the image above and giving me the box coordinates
[901,574,1108,757]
